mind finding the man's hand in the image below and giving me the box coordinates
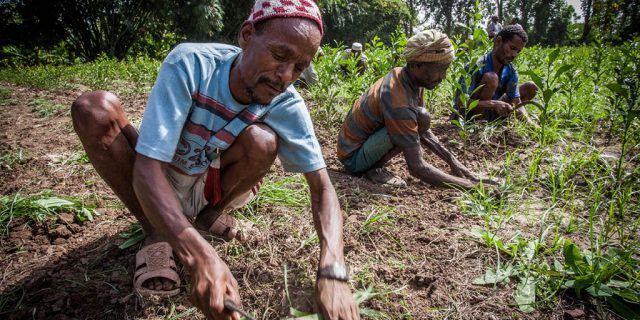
[493,100,514,117]
[189,252,242,320]
[316,278,360,320]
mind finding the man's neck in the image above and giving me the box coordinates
[490,50,504,73]
[229,53,251,105]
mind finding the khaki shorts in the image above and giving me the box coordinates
[166,166,259,218]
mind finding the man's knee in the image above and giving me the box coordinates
[237,124,278,167]
[472,72,499,99]
[519,81,538,101]
[480,72,499,89]
[71,90,121,132]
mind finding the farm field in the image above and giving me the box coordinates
[0,35,639,320]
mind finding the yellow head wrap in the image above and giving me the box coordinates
[404,29,454,64]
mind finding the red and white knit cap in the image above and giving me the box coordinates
[247,0,323,35]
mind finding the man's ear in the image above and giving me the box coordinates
[494,35,503,47]
[238,21,256,49]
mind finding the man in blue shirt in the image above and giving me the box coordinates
[70,1,359,319]
[454,25,537,124]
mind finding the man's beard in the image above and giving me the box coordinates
[244,76,285,105]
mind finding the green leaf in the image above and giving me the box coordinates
[353,285,376,304]
[628,110,640,120]
[520,70,544,90]
[548,48,561,64]
[553,259,564,272]
[563,242,585,274]
[34,197,74,209]
[574,274,595,290]
[289,308,315,317]
[608,280,631,289]
[470,227,485,239]
[605,82,629,96]
[543,88,555,104]
[606,294,640,319]
[554,64,574,80]
[360,308,384,317]
[586,284,613,297]
[472,265,513,285]
[118,228,145,250]
[616,288,640,303]
[524,240,536,261]
[515,277,536,312]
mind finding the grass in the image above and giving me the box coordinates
[29,96,65,117]
[0,55,160,96]
[0,149,28,170]
[249,174,310,212]
[0,87,13,105]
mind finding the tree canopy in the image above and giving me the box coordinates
[0,0,638,64]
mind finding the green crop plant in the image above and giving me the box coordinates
[448,2,492,144]
[521,48,575,145]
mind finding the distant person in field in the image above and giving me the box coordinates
[453,25,537,125]
[336,30,493,189]
[510,17,522,29]
[70,1,359,319]
[486,15,502,39]
[297,47,323,88]
[340,42,368,76]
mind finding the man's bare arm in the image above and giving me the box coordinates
[132,155,240,320]
[401,145,476,189]
[304,168,344,267]
[304,168,359,320]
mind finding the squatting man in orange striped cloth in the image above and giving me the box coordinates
[69,0,359,319]
[337,30,496,189]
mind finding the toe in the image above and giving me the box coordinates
[163,278,175,290]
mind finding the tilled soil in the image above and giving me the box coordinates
[0,83,611,319]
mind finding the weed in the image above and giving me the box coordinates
[360,205,394,236]
[62,151,90,165]
[0,148,28,170]
[0,191,98,237]
[118,223,144,250]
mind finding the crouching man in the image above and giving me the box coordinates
[337,30,491,189]
[71,1,359,319]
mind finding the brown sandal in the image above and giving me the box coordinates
[199,213,255,242]
[208,213,238,241]
[133,242,181,297]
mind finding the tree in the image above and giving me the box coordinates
[320,0,411,46]
[0,0,223,61]
[580,0,639,43]
[504,0,577,45]
[413,0,494,35]
[214,0,254,44]
[581,0,594,42]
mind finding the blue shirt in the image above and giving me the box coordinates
[453,52,520,120]
[136,43,326,175]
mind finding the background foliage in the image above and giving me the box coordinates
[1,0,639,65]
